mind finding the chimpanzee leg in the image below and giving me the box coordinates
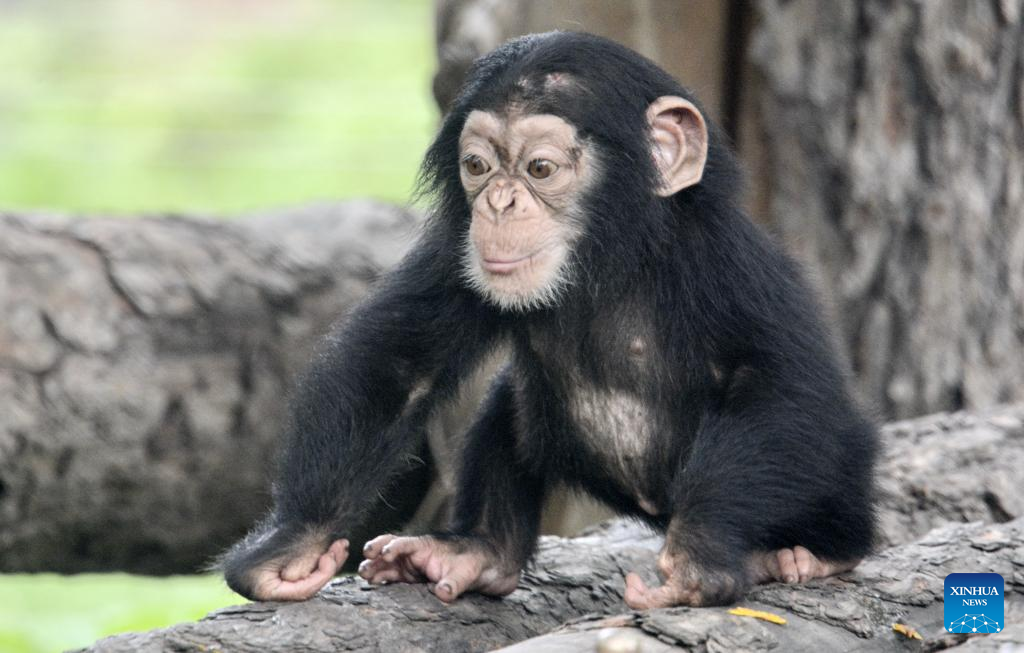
[360,370,546,602]
[625,402,874,608]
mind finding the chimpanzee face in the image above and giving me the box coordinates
[456,69,706,313]
[457,109,594,312]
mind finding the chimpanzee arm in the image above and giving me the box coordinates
[358,369,546,602]
[221,239,503,600]
[447,369,545,568]
[625,383,877,608]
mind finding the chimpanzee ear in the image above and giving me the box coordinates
[646,96,708,196]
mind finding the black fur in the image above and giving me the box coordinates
[222,31,877,604]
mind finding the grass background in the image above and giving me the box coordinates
[0,574,239,653]
[0,0,434,651]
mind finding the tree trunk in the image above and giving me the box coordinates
[0,203,429,574]
[80,404,1024,652]
[432,0,734,124]
[742,0,1024,419]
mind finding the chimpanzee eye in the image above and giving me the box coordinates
[527,159,557,179]
[462,154,490,176]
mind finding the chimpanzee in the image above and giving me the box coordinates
[221,31,877,609]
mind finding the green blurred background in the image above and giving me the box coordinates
[0,0,434,651]
[0,0,435,215]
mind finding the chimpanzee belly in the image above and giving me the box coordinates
[565,382,655,487]
[528,352,667,509]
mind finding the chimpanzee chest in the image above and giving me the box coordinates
[526,318,667,498]
[564,381,657,484]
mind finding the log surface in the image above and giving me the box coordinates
[81,405,1024,652]
[0,203,420,573]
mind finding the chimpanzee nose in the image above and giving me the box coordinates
[486,180,516,219]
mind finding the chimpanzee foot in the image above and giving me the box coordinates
[624,547,744,609]
[624,544,861,608]
[358,534,520,603]
[748,546,860,585]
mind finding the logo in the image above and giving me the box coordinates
[944,573,1003,634]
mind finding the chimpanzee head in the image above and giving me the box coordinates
[421,31,738,312]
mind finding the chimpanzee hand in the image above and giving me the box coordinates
[246,539,350,601]
[358,534,520,602]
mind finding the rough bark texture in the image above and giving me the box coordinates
[81,405,1024,652]
[877,404,1024,547]
[81,520,663,653]
[433,0,734,123]
[744,0,1024,420]
[0,203,424,574]
[496,518,1024,653]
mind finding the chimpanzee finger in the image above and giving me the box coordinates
[357,557,379,580]
[363,533,398,559]
[280,547,324,582]
[793,546,815,582]
[433,564,483,603]
[623,572,652,609]
[267,546,345,601]
[380,536,431,563]
[360,556,422,585]
[776,548,799,583]
[752,549,782,584]
[327,539,349,567]
[366,566,413,585]
[281,539,347,583]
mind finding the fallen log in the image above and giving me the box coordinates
[496,517,1024,652]
[81,515,1023,653]
[877,404,1024,546]
[81,405,1024,652]
[0,203,424,573]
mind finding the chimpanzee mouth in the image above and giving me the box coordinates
[481,251,542,274]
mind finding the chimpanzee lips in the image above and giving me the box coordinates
[481,252,538,274]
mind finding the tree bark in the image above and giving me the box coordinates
[432,0,733,123]
[495,517,1024,653]
[877,404,1024,547]
[79,404,1024,652]
[742,0,1024,420]
[0,203,426,574]
[81,507,1024,653]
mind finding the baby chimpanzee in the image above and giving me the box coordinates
[222,31,876,609]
